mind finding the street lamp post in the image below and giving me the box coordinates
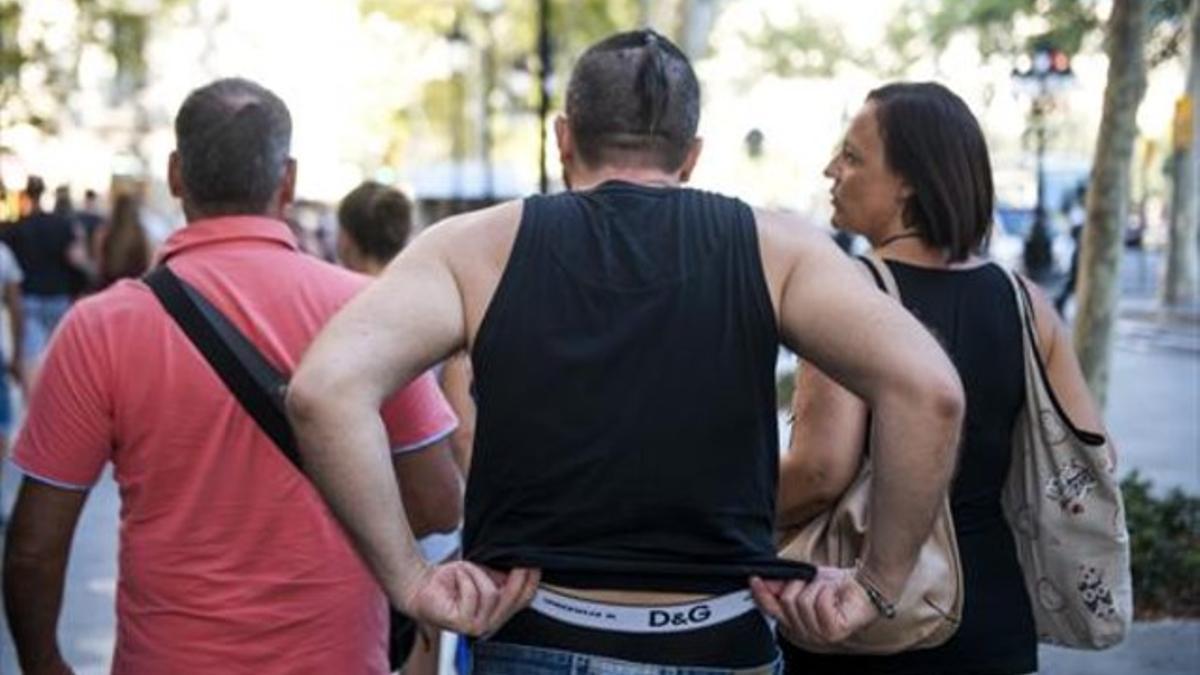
[1012,46,1074,280]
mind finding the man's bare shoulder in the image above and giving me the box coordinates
[752,207,832,252]
[751,207,843,290]
[416,199,524,260]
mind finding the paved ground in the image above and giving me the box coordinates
[1040,620,1200,675]
[1,248,1197,673]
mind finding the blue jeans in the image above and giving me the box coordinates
[22,293,71,361]
[471,640,783,675]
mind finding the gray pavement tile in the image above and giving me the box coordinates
[1039,620,1200,675]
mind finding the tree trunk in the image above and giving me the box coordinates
[675,0,719,59]
[1162,0,1199,305]
[1073,0,1150,407]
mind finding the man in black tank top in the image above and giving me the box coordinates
[288,30,966,673]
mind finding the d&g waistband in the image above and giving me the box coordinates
[530,587,767,634]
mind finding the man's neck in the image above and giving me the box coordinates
[568,165,683,192]
[358,258,386,277]
[182,204,281,224]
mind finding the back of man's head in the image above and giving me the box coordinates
[25,175,45,201]
[566,29,700,172]
[173,78,292,217]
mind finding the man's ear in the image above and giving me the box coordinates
[678,137,703,183]
[277,158,297,209]
[167,151,183,198]
[335,228,359,270]
[554,115,572,166]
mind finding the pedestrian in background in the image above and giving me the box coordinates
[1056,183,1088,314]
[77,189,105,254]
[0,238,24,522]
[1,176,80,385]
[93,193,152,290]
[336,179,466,675]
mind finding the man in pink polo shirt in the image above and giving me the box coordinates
[2,78,460,674]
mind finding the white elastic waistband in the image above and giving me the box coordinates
[530,587,762,634]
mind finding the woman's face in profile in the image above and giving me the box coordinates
[823,102,911,243]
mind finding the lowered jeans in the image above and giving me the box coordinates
[472,640,783,675]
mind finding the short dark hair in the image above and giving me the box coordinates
[867,82,994,262]
[566,29,700,172]
[25,175,45,199]
[174,78,292,216]
[337,181,412,264]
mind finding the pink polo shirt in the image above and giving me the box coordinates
[14,216,457,674]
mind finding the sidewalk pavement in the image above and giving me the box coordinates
[1040,621,1200,675]
[1102,255,1199,497]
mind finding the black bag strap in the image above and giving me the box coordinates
[855,254,892,295]
[144,265,303,471]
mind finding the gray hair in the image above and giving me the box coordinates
[174,78,292,215]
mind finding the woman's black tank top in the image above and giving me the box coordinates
[464,180,812,593]
[783,260,1037,675]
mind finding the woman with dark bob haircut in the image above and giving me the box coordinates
[776,82,1113,674]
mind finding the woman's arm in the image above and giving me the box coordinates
[1020,275,1114,464]
[777,362,868,529]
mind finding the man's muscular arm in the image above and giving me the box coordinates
[287,206,537,636]
[751,211,963,644]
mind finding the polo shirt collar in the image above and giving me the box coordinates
[158,216,299,263]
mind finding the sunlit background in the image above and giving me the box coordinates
[1,3,1196,674]
[0,0,1186,240]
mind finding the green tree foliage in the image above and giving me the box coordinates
[743,6,854,78]
[1121,471,1200,617]
[917,0,1100,56]
[357,0,645,173]
[886,0,1188,64]
[743,0,1190,79]
[0,0,182,137]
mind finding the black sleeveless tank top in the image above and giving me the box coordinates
[464,180,813,593]
[783,261,1036,674]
